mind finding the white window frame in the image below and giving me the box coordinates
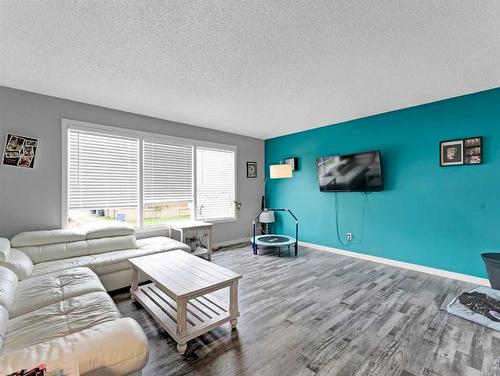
[61,119,237,230]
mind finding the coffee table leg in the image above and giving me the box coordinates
[177,343,187,354]
[229,280,239,330]
[130,267,139,302]
[176,297,188,354]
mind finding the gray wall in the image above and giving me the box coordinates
[0,86,264,243]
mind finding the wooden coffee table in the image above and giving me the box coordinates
[129,250,242,354]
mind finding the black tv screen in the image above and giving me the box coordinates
[317,150,383,192]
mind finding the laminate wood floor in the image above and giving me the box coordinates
[112,246,500,376]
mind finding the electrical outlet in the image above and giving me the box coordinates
[347,232,353,241]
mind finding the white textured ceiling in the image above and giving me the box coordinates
[1,1,500,139]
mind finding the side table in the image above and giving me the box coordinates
[169,221,214,260]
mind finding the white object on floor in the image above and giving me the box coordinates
[446,286,500,332]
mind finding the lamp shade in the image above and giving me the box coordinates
[259,210,275,223]
[269,164,292,179]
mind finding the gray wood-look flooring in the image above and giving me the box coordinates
[112,246,500,376]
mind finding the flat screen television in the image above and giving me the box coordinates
[317,150,383,192]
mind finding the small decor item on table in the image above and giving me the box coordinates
[2,133,39,168]
[440,136,483,167]
[246,161,257,178]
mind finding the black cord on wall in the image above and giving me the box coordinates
[334,192,368,246]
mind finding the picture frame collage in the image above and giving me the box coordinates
[2,133,39,168]
[440,136,482,167]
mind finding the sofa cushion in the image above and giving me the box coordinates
[0,238,10,262]
[10,229,86,248]
[0,249,34,280]
[18,240,88,264]
[10,267,105,318]
[83,222,135,240]
[86,235,137,255]
[136,236,191,253]
[0,266,18,313]
[30,256,94,278]
[17,235,137,264]
[0,318,149,376]
[30,236,191,278]
[3,291,121,353]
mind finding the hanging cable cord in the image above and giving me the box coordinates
[334,192,368,246]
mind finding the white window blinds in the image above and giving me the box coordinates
[68,129,139,209]
[143,140,193,204]
[195,147,235,221]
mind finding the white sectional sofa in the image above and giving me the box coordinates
[0,266,149,375]
[7,222,191,291]
[0,222,192,375]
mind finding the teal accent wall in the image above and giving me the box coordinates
[265,88,500,278]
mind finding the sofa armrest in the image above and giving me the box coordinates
[0,249,34,280]
[0,237,10,262]
[0,318,149,376]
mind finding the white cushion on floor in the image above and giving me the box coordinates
[0,249,34,280]
[10,267,105,318]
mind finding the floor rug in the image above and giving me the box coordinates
[447,286,500,331]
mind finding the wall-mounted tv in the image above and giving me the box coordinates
[317,150,383,192]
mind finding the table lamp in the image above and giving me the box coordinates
[259,209,275,234]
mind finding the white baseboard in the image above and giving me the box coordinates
[213,237,249,248]
[299,241,490,287]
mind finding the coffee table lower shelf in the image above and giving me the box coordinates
[131,283,238,353]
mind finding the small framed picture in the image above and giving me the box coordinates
[465,155,481,164]
[463,136,483,165]
[247,161,257,178]
[464,137,481,148]
[440,139,463,166]
[283,157,298,171]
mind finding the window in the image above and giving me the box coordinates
[67,128,139,227]
[196,147,235,221]
[63,120,237,228]
[143,140,193,226]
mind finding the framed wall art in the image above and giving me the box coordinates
[2,133,38,169]
[440,136,482,167]
[247,161,257,178]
